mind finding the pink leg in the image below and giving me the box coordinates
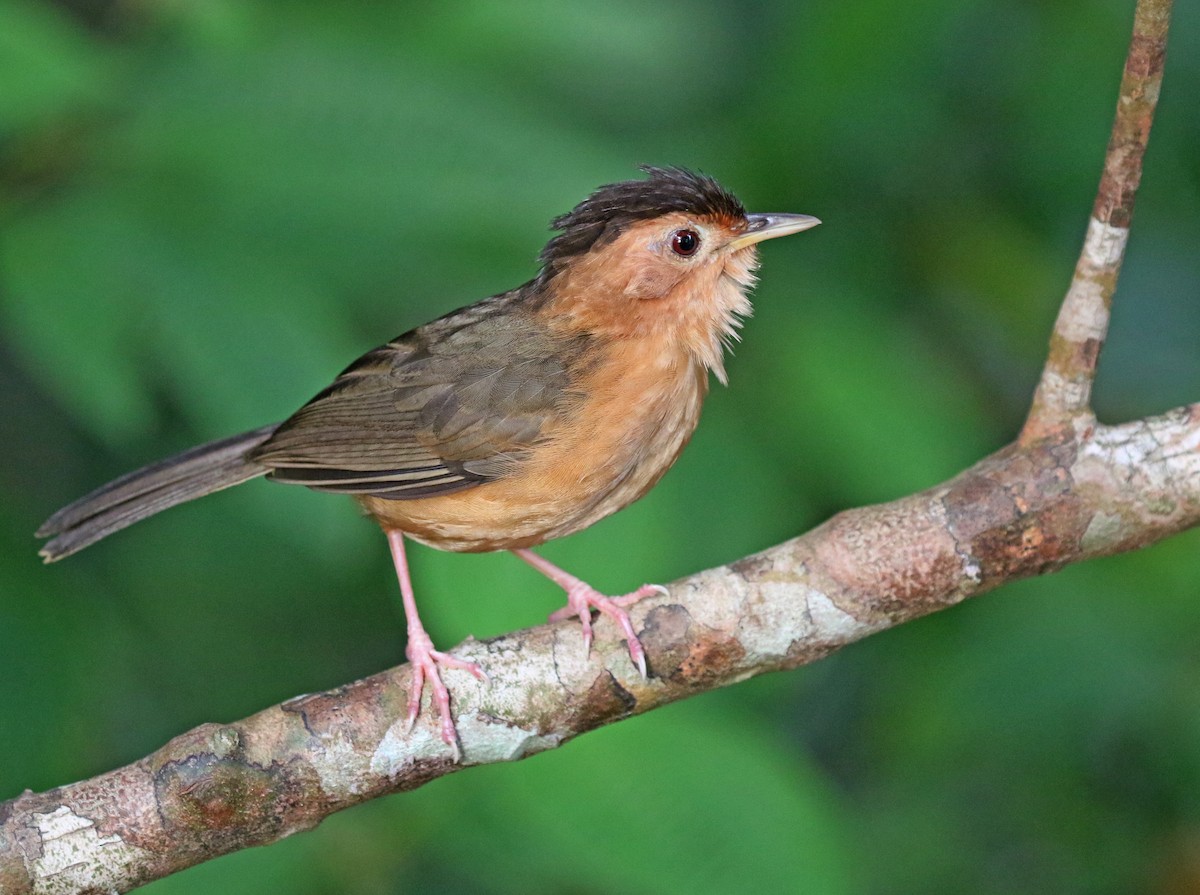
[387,529,486,761]
[512,548,665,679]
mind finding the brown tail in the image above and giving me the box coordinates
[37,424,281,562]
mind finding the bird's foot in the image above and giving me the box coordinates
[404,627,488,762]
[511,549,664,679]
[548,582,667,679]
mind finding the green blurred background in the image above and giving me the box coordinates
[2,1,1199,892]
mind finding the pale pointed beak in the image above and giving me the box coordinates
[727,213,822,251]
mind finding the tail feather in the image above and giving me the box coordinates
[38,424,281,562]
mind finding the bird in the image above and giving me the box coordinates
[36,166,819,758]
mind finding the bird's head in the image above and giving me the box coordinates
[535,166,819,382]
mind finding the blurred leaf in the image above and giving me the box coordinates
[0,1,113,132]
[3,186,164,439]
[749,280,999,505]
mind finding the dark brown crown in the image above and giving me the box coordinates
[538,166,746,273]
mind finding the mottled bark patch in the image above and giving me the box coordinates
[783,638,839,669]
[730,552,774,580]
[156,753,285,849]
[945,440,1087,583]
[677,634,747,687]
[639,604,693,678]
[566,672,637,731]
[637,603,745,687]
[150,724,324,850]
[0,858,28,895]
[386,757,462,794]
[283,674,396,749]
[812,495,962,618]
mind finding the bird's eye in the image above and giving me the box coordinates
[670,229,700,257]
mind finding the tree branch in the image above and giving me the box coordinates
[0,0,1183,892]
[3,404,1199,894]
[1022,0,1172,439]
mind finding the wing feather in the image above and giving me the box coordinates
[251,294,591,499]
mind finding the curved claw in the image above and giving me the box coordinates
[554,581,653,678]
[512,549,662,679]
[611,583,670,608]
[404,631,486,761]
